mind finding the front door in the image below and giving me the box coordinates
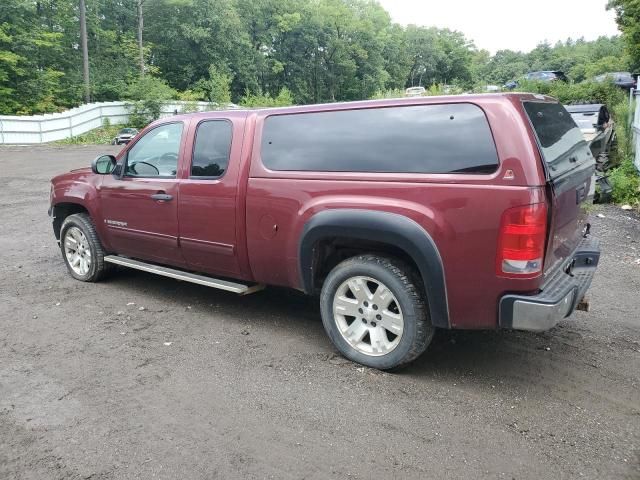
[99,121,187,267]
[177,118,243,277]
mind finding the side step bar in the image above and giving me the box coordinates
[104,255,265,295]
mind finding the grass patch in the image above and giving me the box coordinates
[53,125,127,145]
[609,158,640,205]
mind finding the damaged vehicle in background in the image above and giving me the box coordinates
[565,104,616,203]
[593,72,637,90]
[504,71,568,90]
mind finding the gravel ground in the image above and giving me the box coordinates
[0,145,639,480]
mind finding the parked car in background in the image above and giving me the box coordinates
[566,104,616,203]
[49,93,600,370]
[593,72,636,90]
[111,128,139,145]
[504,71,568,90]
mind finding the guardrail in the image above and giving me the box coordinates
[0,101,215,144]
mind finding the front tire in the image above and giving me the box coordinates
[60,213,109,282]
[320,255,434,370]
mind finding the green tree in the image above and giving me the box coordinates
[608,0,640,69]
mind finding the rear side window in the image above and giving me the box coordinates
[523,101,591,179]
[191,120,233,178]
[261,104,498,174]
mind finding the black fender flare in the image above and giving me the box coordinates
[299,209,450,329]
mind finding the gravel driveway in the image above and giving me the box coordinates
[0,145,639,479]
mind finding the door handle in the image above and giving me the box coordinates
[151,192,173,202]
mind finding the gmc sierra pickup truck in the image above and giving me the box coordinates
[50,93,600,369]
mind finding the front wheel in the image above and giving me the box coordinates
[60,213,109,282]
[320,255,434,370]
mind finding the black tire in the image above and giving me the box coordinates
[59,213,109,282]
[320,255,434,370]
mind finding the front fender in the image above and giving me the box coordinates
[299,209,450,328]
[50,178,108,248]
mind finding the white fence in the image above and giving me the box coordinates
[0,101,216,144]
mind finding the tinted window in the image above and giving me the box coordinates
[261,104,498,174]
[191,121,233,178]
[125,122,183,177]
[523,101,591,179]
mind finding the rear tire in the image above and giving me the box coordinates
[320,255,433,370]
[60,213,109,282]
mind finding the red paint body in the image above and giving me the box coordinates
[51,93,591,329]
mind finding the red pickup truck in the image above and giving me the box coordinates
[49,93,600,369]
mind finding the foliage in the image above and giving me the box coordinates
[125,76,176,127]
[608,0,640,70]
[239,87,294,108]
[0,0,631,114]
[514,79,627,107]
[609,158,640,205]
[193,65,233,105]
[611,99,633,163]
[54,124,124,145]
[371,88,406,99]
[474,37,629,86]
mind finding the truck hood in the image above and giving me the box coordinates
[51,167,95,186]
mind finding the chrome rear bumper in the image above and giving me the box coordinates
[499,236,600,332]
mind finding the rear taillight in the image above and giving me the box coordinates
[496,203,548,278]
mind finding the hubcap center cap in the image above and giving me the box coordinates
[363,306,375,322]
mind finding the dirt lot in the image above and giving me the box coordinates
[0,145,639,480]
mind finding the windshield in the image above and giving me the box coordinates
[523,101,592,179]
[120,128,136,134]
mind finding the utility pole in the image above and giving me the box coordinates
[137,0,145,76]
[79,0,90,103]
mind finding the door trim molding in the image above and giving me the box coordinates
[180,237,235,256]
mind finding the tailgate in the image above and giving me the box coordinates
[523,101,595,276]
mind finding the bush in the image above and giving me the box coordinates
[54,124,124,145]
[125,76,177,128]
[239,88,294,108]
[371,88,405,99]
[609,158,640,205]
[514,79,626,107]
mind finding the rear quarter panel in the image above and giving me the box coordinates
[245,96,549,329]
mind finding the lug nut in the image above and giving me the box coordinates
[371,322,377,327]
[358,308,363,314]
[363,301,368,307]
[373,305,378,310]
[376,314,381,320]
[362,319,367,324]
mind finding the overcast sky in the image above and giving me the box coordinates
[376,0,620,53]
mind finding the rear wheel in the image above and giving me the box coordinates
[60,213,109,282]
[320,255,433,370]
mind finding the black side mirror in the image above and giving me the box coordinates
[91,154,117,174]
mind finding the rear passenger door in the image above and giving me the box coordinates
[177,118,244,277]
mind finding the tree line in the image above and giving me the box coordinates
[0,0,631,115]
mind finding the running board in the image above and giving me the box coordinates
[104,255,265,295]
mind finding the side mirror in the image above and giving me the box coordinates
[91,154,117,174]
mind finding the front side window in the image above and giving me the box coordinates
[261,104,499,174]
[125,122,183,177]
[191,120,233,178]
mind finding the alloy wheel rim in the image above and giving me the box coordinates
[333,276,404,357]
[64,226,92,276]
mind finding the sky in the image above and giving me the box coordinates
[376,0,620,53]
